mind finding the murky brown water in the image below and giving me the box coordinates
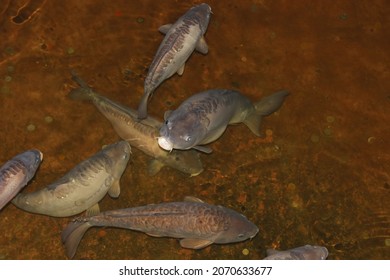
[0,0,389,260]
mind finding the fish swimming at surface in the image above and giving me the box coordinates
[61,196,259,258]
[263,245,329,260]
[69,73,204,177]
[158,89,289,153]
[0,150,42,211]
[137,3,212,119]
[12,141,131,217]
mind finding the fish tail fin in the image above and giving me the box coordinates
[68,70,95,101]
[254,90,289,116]
[61,220,93,259]
[244,90,289,136]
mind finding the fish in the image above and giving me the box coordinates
[61,196,259,258]
[137,3,212,119]
[158,89,289,153]
[0,150,42,211]
[263,245,329,260]
[12,141,131,217]
[69,73,204,177]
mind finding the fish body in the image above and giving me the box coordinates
[138,3,212,119]
[158,89,289,153]
[263,245,329,260]
[12,141,130,217]
[62,196,259,258]
[0,150,42,210]
[69,74,203,176]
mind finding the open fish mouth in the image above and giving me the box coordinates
[158,137,173,152]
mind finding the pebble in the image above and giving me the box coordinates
[27,124,36,132]
[367,136,376,144]
[326,115,335,123]
[323,127,332,136]
[4,76,12,82]
[44,115,53,123]
[67,47,75,55]
[242,248,249,255]
[136,17,144,23]
[310,134,320,143]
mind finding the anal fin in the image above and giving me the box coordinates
[180,238,213,249]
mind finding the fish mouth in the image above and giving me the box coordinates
[158,137,173,152]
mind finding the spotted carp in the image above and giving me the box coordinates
[138,3,212,119]
[12,141,130,217]
[0,150,42,210]
[62,196,259,258]
[158,89,289,153]
[263,245,329,260]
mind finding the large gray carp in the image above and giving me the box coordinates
[0,150,42,210]
[158,89,289,153]
[61,196,259,258]
[12,141,130,217]
[263,245,329,260]
[69,73,203,177]
[138,3,212,119]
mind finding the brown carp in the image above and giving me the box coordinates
[69,73,203,177]
[62,196,259,258]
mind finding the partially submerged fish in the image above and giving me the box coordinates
[138,3,212,119]
[69,73,203,177]
[62,196,259,258]
[158,89,289,153]
[12,141,130,217]
[263,245,329,260]
[0,150,42,210]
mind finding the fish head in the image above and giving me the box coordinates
[190,3,212,34]
[102,141,131,172]
[158,111,208,151]
[22,149,43,169]
[215,208,259,244]
[300,245,329,260]
[165,150,204,176]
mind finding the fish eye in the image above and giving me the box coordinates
[184,135,192,142]
[238,233,245,239]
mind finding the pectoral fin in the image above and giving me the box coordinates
[85,203,100,216]
[180,238,213,249]
[158,24,172,34]
[164,110,173,120]
[148,159,164,176]
[184,196,205,203]
[196,37,209,54]
[108,180,121,198]
[193,145,212,154]
[177,64,185,76]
